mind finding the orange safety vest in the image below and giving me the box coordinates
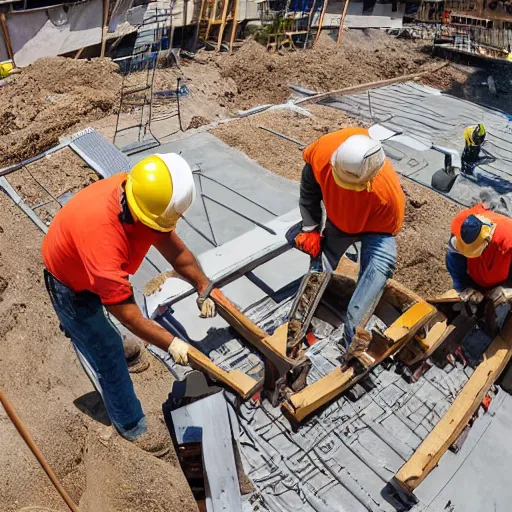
[451,204,512,289]
[303,127,405,235]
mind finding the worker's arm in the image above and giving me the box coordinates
[299,163,323,231]
[106,297,189,364]
[155,231,210,295]
[446,237,477,292]
[106,297,175,352]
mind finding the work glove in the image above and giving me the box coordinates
[488,286,512,307]
[168,337,189,365]
[294,231,322,258]
[459,287,484,305]
[196,282,216,318]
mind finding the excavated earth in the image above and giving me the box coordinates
[0,29,472,511]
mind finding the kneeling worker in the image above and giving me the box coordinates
[461,123,486,175]
[295,127,405,354]
[42,153,215,450]
[447,203,512,307]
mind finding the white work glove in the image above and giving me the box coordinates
[488,286,512,307]
[196,282,216,318]
[459,287,484,304]
[168,337,189,366]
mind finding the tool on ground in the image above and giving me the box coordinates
[431,145,460,193]
[0,389,81,512]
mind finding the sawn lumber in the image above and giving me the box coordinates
[392,315,512,496]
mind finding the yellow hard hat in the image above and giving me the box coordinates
[454,214,495,258]
[125,153,195,232]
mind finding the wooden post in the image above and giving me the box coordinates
[303,0,317,49]
[0,13,15,64]
[216,0,231,52]
[314,0,329,47]
[194,0,208,50]
[228,0,239,54]
[336,0,350,47]
[100,0,109,58]
[205,0,219,42]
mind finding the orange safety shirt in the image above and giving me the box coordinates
[42,173,166,305]
[451,203,512,289]
[303,127,405,235]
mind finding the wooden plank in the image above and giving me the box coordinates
[171,393,242,511]
[285,366,356,421]
[393,316,512,495]
[384,302,437,342]
[314,0,329,47]
[336,0,350,47]
[296,62,449,105]
[74,47,85,60]
[0,13,15,64]
[228,0,239,54]
[211,288,293,375]
[427,288,460,304]
[263,323,288,356]
[282,301,437,423]
[215,0,231,52]
[187,344,262,400]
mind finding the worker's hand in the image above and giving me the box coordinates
[459,287,484,304]
[488,286,512,307]
[294,231,322,258]
[196,282,216,318]
[168,337,189,365]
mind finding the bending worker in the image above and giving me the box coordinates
[447,202,512,307]
[461,123,486,175]
[42,153,215,450]
[295,127,405,351]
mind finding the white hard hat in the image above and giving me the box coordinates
[331,135,386,191]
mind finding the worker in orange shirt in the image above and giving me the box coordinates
[42,153,215,453]
[447,203,512,307]
[294,128,406,352]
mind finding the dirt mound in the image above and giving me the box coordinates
[217,31,433,109]
[0,57,122,168]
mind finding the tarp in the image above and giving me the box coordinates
[6,0,103,67]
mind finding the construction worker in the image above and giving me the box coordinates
[295,127,406,352]
[42,153,216,451]
[447,203,512,307]
[461,124,486,175]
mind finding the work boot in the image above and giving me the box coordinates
[130,412,171,458]
[123,335,150,373]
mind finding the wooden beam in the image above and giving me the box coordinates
[314,0,329,47]
[74,47,85,60]
[215,0,231,52]
[336,0,350,47]
[210,288,293,375]
[228,0,239,55]
[0,13,15,64]
[427,288,460,304]
[187,344,262,400]
[282,300,437,423]
[100,0,109,58]
[393,316,512,496]
[295,62,449,105]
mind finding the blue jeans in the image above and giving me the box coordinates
[322,220,397,346]
[44,270,146,439]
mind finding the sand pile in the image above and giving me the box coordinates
[212,106,461,297]
[0,57,122,168]
[217,30,435,109]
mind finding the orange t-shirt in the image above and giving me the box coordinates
[303,127,405,235]
[42,173,165,305]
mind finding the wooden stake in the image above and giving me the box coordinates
[314,0,329,47]
[228,0,239,55]
[393,315,512,496]
[194,0,208,50]
[216,0,231,52]
[0,389,81,512]
[336,0,350,47]
[0,13,15,64]
[74,47,85,60]
[296,62,449,105]
[100,0,109,58]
